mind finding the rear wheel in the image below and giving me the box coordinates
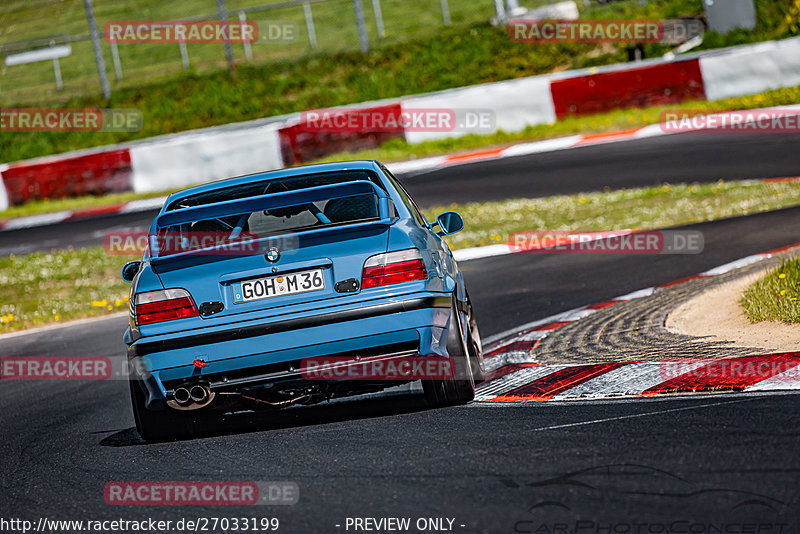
[129,379,199,442]
[423,301,475,407]
[465,292,485,384]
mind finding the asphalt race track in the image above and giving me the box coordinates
[1,129,797,255]
[1,133,800,530]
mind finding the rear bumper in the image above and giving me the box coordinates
[129,293,454,409]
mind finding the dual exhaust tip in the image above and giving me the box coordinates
[171,384,213,410]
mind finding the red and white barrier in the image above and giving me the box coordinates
[550,59,705,118]
[700,37,800,101]
[0,149,133,206]
[277,103,404,165]
[402,74,556,144]
[0,165,8,212]
[130,122,284,193]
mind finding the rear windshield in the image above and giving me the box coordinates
[155,170,385,255]
[166,170,384,211]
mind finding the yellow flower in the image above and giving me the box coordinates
[779,273,787,279]
[54,314,60,321]
[107,305,113,311]
[781,290,788,295]
[92,300,108,308]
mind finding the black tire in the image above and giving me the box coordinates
[129,379,198,442]
[465,293,486,385]
[423,301,475,407]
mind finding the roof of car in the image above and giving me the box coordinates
[164,160,385,207]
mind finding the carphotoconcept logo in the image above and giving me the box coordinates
[1,108,142,132]
[509,19,703,44]
[508,230,704,255]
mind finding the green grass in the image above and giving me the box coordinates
[0,189,175,220]
[2,178,799,332]
[740,258,800,324]
[0,246,131,331]
[421,179,800,249]
[1,0,796,164]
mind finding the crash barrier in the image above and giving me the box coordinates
[1,149,132,206]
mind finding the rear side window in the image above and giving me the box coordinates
[381,165,429,228]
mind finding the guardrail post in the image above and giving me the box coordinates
[352,0,369,53]
[83,0,111,99]
[303,2,318,48]
[216,0,237,78]
[51,41,65,90]
[239,11,253,61]
[110,41,123,81]
[179,38,190,69]
[371,0,385,38]
[493,0,505,21]
[440,0,451,25]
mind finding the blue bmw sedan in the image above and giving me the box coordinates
[122,161,483,440]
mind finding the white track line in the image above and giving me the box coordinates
[520,398,755,429]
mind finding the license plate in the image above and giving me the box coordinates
[232,269,325,303]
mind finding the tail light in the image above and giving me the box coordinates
[362,249,427,289]
[134,289,199,325]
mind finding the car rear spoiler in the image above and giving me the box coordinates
[147,180,396,265]
[154,180,391,229]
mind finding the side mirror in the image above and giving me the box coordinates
[121,261,142,283]
[435,211,464,236]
